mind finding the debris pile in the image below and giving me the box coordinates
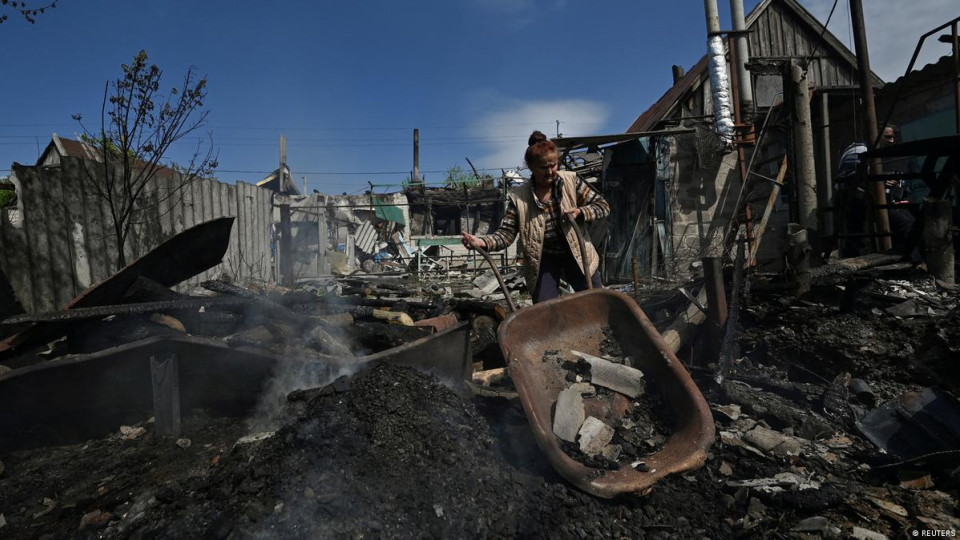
[546,345,672,471]
[1,220,960,538]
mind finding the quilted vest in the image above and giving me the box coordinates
[510,170,600,293]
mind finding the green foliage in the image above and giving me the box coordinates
[443,166,480,188]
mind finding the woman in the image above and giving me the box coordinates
[461,131,610,303]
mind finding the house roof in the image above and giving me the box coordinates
[38,133,178,177]
[627,0,884,133]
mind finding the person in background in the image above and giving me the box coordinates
[878,125,917,254]
[835,141,868,257]
[461,131,610,303]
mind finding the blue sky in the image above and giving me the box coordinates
[0,0,954,194]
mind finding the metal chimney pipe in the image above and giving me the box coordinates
[704,0,734,142]
[729,0,754,115]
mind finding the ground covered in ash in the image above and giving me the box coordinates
[2,267,960,539]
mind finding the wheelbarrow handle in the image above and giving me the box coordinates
[566,214,593,290]
[474,246,518,313]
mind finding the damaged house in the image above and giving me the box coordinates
[621,0,887,276]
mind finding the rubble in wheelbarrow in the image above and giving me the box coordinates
[545,339,673,472]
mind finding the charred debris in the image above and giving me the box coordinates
[2,2,960,538]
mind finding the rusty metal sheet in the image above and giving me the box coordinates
[498,288,715,498]
[64,217,235,309]
[0,218,234,353]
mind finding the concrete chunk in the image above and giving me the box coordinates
[553,388,585,442]
[572,350,645,398]
[578,416,615,456]
[851,526,888,540]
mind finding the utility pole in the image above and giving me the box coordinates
[850,0,892,251]
[729,0,754,116]
[413,128,420,184]
[556,120,561,138]
[279,135,287,192]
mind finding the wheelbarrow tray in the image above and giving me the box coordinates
[498,288,715,498]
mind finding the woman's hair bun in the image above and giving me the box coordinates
[527,131,548,146]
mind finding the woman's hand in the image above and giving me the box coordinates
[563,207,582,220]
[461,232,484,250]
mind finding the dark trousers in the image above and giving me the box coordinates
[532,251,602,304]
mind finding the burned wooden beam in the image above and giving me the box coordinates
[1,297,256,325]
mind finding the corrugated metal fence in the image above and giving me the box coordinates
[0,157,273,313]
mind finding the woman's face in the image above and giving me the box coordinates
[531,153,559,188]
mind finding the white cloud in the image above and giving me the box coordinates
[471,99,610,170]
[800,0,957,81]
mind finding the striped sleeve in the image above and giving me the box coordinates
[575,176,610,222]
[480,196,520,251]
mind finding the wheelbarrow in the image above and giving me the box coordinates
[475,217,715,498]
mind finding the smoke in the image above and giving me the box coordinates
[244,312,365,433]
[245,356,363,433]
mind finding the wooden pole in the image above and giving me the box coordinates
[850,0,892,251]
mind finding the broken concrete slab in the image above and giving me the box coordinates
[578,417,615,456]
[553,387,585,443]
[571,350,645,398]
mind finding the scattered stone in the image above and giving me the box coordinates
[34,497,57,518]
[79,510,112,530]
[715,404,741,421]
[553,388,585,443]
[867,497,908,517]
[0,513,5,529]
[791,516,829,532]
[601,444,622,462]
[742,425,801,456]
[719,462,733,476]
[727,472,820,493]
[119,426,146,440]
[851,526,888,540]
[235,432,276,447]
[578,417,615,456]
[176,438,192,449]
[746,497,766,517]
[0,364,11,377]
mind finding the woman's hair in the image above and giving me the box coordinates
[524,131,557,167]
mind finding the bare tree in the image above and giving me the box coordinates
[74,50,218,269]
[0,0,58,24]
